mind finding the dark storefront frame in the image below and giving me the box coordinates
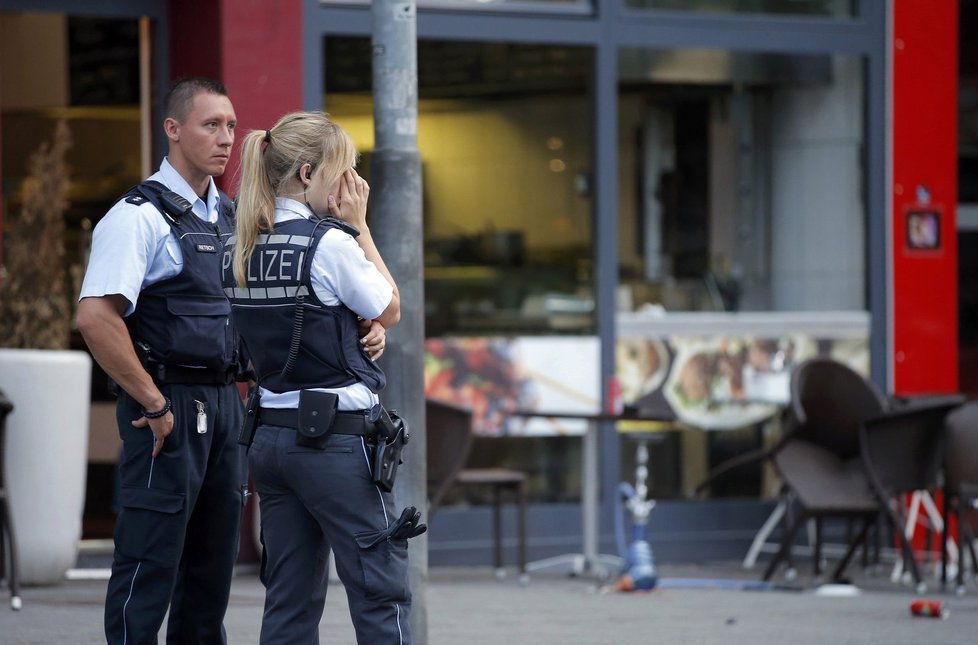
[303,0,887,562]
[2,0,887,562]
[1,0,170,157]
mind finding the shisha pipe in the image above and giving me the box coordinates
[610,436,658,591]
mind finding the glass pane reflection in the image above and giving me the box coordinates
[617,48,867,313]
[326,38,595,337]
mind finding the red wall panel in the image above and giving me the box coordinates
[169,0,222,81]
[219,0,303,192]
[169,0,303,194]
[891,0,959,394]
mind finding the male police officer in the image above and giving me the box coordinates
[77,77,244,645]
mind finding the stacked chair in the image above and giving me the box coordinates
[942,402,978,593]
[698,358,964,591]
[759,358,887,584]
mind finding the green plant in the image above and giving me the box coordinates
[0,119,72,349]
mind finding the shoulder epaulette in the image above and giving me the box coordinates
[322,216,360,238]
[124,192,151,207]
[123,181,192,226]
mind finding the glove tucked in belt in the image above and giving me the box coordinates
[356,506,428,549]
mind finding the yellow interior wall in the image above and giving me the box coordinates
[329,94,592,256]
[0,13,68,110]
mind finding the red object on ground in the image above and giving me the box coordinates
[909,598,948,619]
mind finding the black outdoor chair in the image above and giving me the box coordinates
[425,398,527,579]
[853,397,965,591]
[695,358,887,581]
[762,363,963,589]
[0,389,22,610]
[942,400,978,593]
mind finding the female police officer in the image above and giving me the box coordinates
[223,111,415,644]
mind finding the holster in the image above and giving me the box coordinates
[295,390,339,449]
[238,387,261,447]
[371,406,409,492]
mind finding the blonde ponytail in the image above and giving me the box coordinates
[232,112,359,288]
[233,130,276,287]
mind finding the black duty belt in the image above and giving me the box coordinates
[259,407,380,437]
[150,363,236,385]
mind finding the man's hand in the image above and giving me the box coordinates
[77,295,172,454]
[359,319,386,361]
[131,412,174,458]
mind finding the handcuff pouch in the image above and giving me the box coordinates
[295,390,338,449]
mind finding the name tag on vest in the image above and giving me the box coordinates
[196,243,217,253]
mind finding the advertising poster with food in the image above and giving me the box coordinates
[423,324,868,436]
[621,335,868,430]
[621,335,812,431]
[424,336,600,436]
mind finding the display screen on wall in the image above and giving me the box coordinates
[905,210,941,251]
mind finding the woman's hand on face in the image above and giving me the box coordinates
[359,318,386,361]
[328,169,369,230]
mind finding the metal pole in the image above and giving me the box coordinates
[370,0,426,642]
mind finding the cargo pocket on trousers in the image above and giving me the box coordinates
[115,486,186,565]
[355,530,410,603]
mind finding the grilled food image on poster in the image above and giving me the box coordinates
[616,338,669,403]
[662,336,813,430]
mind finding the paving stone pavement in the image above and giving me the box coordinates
[3,561,978,644]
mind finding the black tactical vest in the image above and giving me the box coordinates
[222,216,386,394]
[123,181,238,374]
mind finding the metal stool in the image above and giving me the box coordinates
[0,389,22,610]
[426,399,528,582]
[454,467,527,581]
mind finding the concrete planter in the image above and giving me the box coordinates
[0,348,91,585]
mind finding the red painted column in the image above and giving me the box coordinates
[166,0,304,562]
[169,0,304,193]
[891,0,959,394]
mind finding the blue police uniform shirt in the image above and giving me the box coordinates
[257,197,394,412]
[79,158,222,317]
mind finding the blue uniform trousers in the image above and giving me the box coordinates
[104,384,245,645]
[249,424,411,644]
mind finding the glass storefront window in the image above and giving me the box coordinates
[1,13,143,302]
[326,38,595,338]
[1,12,144,537]
[624,0,858,17]
[615,47,868,498]
[617,48,867,314]
[958,0,978,393]
[960,0,978,204]
[326,38,594,505]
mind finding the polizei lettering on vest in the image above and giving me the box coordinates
[245,248,305,283]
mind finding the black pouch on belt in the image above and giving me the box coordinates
[295,390,339,449]
[371,406,409,492]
